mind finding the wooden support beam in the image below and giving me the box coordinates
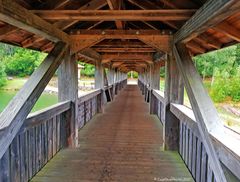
[93,40,149,48]
[102,53,153,61]
[54,0,107,30]
[95,60,104,112]
[0,24,17,40]
[128,0,222,50]
[0,0,69,43]
[106,0,124,29]
[71,30,171,53]
[77,48,102,62]
[87,21,104,30]
[139,35,172,52]
[32,9,196,21]
[94,47,156,53]
[70,29,172,38]
[174,0,240,43]
[173,43,227,182]
[164,53,184,150]
[150,62,161,90]
[71,36,104,54]
[214,22,240,42]
[194,34,222,49]
[0,42,68,159]
[126,0,179,30]
[58,47,78,147]
[186,41,206,54]
[153,52,167,62]
[20,0,106,48]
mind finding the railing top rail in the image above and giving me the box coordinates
[78,89,101,103]
[171,103,240,179]
[152,89,165,103]
[21,100,71,131]
[104,85,113,90]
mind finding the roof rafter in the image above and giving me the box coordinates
[31,9,196,21]
[174,0,240,43]
[106,0,124,29]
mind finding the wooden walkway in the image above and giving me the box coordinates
[31,85,193,182]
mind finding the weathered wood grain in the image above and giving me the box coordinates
[0,0,69,43]
[0,42,67,160]
[173,43,226,182]
[174,0,240,43]
[171,103,240,181]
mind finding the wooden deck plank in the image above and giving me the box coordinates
[31,85,193,182]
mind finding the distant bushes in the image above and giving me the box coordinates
[0,61,6,87]
[80,63,95,77]
[127,71,138,78]
[210,68,240,102]
[4,49,45,77]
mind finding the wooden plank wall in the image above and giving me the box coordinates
[0,101,71,182]
[78,79,127,129]
[138,79,240,182]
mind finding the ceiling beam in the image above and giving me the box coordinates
[106,0,124,29]
[174,0,240,43]
[71,30,171,53]
[0,0,69,43]
[20,0,107,48]
[77,48,102,62]
[127,0,178,30]
[0,24,17,40]
[94,47,155,53]
[93,40,149,48]
[69,29,171,39]
[102,52,152,61]
[214,22,240,42]
[32,9,196,21]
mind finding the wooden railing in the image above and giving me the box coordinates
[138,79,240,182]
[151,89,165,123]
[171,104,240,182]
[0,101,72,182]
[78,89,101,129]
[78,79,127,129]
[0,78,127,182]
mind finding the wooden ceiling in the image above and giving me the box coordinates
[0,0,239,72]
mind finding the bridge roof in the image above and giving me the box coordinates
[0,0,240,72]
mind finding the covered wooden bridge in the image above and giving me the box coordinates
[0,0,240,181]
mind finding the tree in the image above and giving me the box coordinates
[0,60,6,87]
[4,48,46,77]
[79,62,95,77]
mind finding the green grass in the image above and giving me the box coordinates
[2,78,26,90]
[0,90,57,113]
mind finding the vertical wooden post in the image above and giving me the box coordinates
[173,43,227,182]
[108,67,115,99]
[163,52,184,150]
[0,42,68,159]
[145,67,151,102]
[58,47,78,148]
[150,62,161,114]
[95,60,104,113]
[107,67,114,85]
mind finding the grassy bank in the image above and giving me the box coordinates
[0,77,57,113]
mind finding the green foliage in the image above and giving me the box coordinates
[0,61,6,87]
[79,62,95,77]
[192,44,240,103]
[194,46,237,78]
[127,71,138,78]
[160,67,165,77]
[229,68,240,102]
[210,67,240,102]
[4,48,45,77]
[210,78,228,102]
